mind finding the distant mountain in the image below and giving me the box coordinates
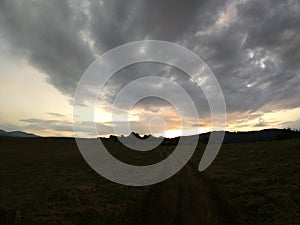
[102,129,300,145]
[1,128,299,142]
[0,129,38,138]
[198,129,300,144]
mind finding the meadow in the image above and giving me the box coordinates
[0,136,299,225]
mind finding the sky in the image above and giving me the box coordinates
[0,0,300,137]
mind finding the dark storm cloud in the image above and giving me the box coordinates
[97,62,210,119]
[1,0,299,123]
[88,0,216,51]
[189,0,300,113]
[0,0,94,95]
[236,0,300,70]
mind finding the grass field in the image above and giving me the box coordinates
[0,137,299,225]
[195,139,300,225]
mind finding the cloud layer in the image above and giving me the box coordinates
[1,0,300,134]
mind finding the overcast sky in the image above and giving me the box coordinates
[0,0,299,137]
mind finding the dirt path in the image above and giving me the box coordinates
[140,151,236,225]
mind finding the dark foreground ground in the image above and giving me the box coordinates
[0,137,299,225]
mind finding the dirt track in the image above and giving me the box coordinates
[139,150,236,225]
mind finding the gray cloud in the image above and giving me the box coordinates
[88,0,214,52]
[20,117,166,137]
[1,0,300,133]
[281,118,300,130]
[20,118,114,136]
[254,118,268,127]
[48,112,66,118]
[20,118,74,132]
[0,0,94,95]
[190,1,300,116]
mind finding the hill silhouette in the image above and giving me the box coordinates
[0,129,38,138]
[100,129,300,145]
[1,128,299,143]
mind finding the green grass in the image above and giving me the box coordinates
[0,137,299,225]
